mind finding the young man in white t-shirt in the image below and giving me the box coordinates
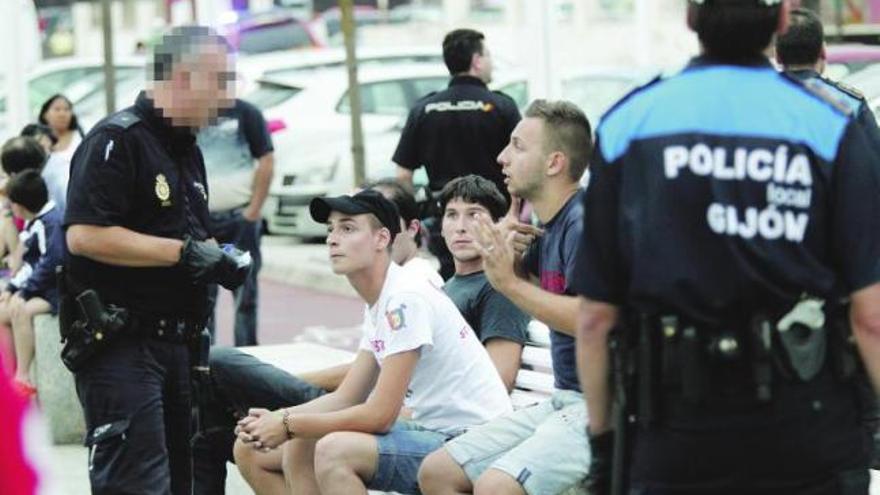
[233,189,510,494]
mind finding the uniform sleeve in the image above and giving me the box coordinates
[380,292,434,357]
[502,98,521,136]
[239,101,274,158]
[64,128,136,228]
[830,122,880,292]
[391,107,422,171]
[477,286,529,345]
[572,138,626,304]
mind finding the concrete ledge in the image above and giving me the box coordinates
[32,314,86,445]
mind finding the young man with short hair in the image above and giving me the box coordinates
[419,99,592,495]
[233,189,511,495]
[439,174,529,391]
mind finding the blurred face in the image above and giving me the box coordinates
[497,117,547,200]
[10,202,27,220]
[43,98,72,134]
[442,198,491,263]
[34,135,53,154]
[325,212,388,275]
[151,43,235,128]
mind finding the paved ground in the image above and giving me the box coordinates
[39,235,880,494]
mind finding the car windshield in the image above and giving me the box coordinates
[245,81,303,110]
[263,54,443,79]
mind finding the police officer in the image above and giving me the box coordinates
[393,28,520,279]
[574,1,880,494]
[776,7,880,144]
[64,26,249,494]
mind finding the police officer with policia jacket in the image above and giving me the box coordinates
[574,1,880,494]
[63,26,250,494]
[394,28,522,280]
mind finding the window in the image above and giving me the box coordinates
[245,82,303,110]
[337,80,408,116]
[410,77,448,101]
[495,81,528,109]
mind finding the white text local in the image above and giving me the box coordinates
[664,144,813,187]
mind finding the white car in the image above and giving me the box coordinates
[258,66,529,238]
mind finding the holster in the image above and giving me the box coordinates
[57,267,130,372]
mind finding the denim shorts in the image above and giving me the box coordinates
[368,420,454,494]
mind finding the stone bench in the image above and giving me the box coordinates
[31,314,86,444]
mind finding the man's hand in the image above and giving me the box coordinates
[0,290,12,304]
[241,205,261,223]
[237,408,288,451]
[496,196,542,258]
[178,238,251,290]
[471,215,518,293]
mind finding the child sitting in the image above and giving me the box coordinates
[0,170,65,395]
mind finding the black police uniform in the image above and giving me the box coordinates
[64,91,213,494]
[574,55,880,493]
[392,75,520,278]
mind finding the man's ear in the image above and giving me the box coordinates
[376,228,393,252]
[546,151,568,178]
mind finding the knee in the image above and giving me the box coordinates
[473,469,524,495]
[313,432,352,478]
[418,449,469,495]
[232,438,255,470]
[418,450,448,494]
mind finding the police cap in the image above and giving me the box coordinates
[310,189,402,237]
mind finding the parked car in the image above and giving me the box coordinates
[256,64,537,238]
[219,8,322,55]
[561,67,658,125]
[825,43,880,80]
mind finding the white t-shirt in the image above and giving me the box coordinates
[359,262,511,434]
[403,256,443,288]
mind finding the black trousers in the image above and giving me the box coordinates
[192,346,327,495]
[628,372,873,495]
[75,335,192,495]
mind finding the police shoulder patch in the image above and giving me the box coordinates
[106,110,141,130]
[798,78,855,116]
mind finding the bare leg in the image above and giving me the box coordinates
[473,468,526,495]
[234,438,287,495]
[313,431,378,495]
[11,297,47,385]
[418,447,474,495]
[282,437,321,495]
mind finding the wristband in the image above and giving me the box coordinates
[282,409,295,440]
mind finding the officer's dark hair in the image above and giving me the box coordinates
[150,25,231,82]
[365,178,421,245]
[524,99,592,182]
[775,8,824,66]
[688,0,783,61]
[7,170,48,214]
[20,123,58,146]
[442,29,485,75]
[38,94,82,136]
[1,136,47,176]
[438,175,508,221]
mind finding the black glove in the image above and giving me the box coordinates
[583,430,614,495]
[178,237,251,290]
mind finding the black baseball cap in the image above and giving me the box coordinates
[309,189,402,237]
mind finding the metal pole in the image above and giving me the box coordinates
[101,0,116,116]
[340,0,366,188]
